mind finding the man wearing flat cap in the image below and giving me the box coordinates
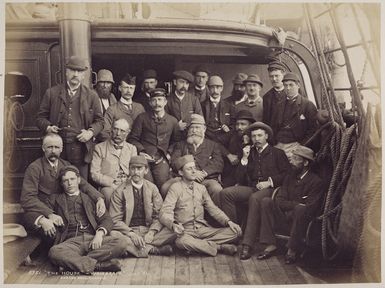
[257,146,323,264]
[224,72,248,108]
[161,114,224,206]
[128,88,181,188]
[47,165,127,274]
[274,72,318,159]
[220,121,290,260]
[100,73,145,141]
[134,69,159,112]
[262,61,287,136]
[36,55,104,179]
[235,74,264,122]
[166,70,203,132]
[94,69,117,115]
[189,65,211,103]
[160,155,242,256]
[109,155,176,258]
[201,75,235,145]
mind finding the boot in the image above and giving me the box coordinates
[218,244,238,255]
[94,259,121,272]
[149,245,174,256]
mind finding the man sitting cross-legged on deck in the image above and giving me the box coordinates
[160,155,242,256]
[109,155,176,257]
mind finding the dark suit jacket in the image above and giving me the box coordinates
[262,88,286,141]
[189,86,210,103]
[201,99,235,130]
[276,170,323,214]
[171,138,223,178]
[45,191,113,245]
[235,145,290,187]
[36,84,104,163]
[21,157,103,229]
[165,91,203,123]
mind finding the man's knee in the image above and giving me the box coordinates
[261,197,274,209]
[48,245,63,260]
[220,187,236,201]
[293,204,308,218]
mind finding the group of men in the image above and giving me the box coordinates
[20,55,324,275]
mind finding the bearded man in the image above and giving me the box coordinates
[95,69,117,115]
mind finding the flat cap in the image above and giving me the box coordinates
[143,69,157,80]
[59,165,80,179]
[189,113,206,126]
[292,146,315,162]
[65,56,88,71]
[121,73,136,85]
[150,88,167,98]
[268,61,286,72]
[208,75,224,86]
[97,69,114,83]
[130,155,148,167]
[283,72,301,83]
[193,65,210,75]
[174,155,195,171]
[233,73,248,84]
[245,121,273,139]
[173,70,194,83]
[235,110,255,123]
[244,74,263,87]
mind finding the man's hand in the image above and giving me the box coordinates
[242,145,251,159]
[178,120,187,131]
[96,198,106,217]
[227,154,239,165]
[46,125,60,133]
[228,220,242,236]
[256,181,271,191]
[195,170,207,183]
[39,217,56,238]
[77,129,94,143]
[129,232,146,249]
[172,223,185,236]
[144,230,156,244]
[221,124,230,133]
[89,230,104,250]
[48,214,64,226]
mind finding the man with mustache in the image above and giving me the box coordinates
[160,114,223,206]
[100,74,145,141]
[220,122,290,260]
[95,69,117,115]
[134,69,158,112]
[36,56,104,179]
[165,70,203,132]
[257,146,323,264]
[224,72,248,108]
[128,88,181,189]
[201,75,235,145]
[235,74,264,122]
[91,118,137,207]
[20,133,106,240]
[189,65,211,103]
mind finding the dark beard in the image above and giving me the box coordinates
[232,89,244,101]
[97,87,111,99]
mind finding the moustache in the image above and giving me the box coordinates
[179,88,187,92]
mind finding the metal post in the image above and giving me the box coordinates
[57,3,92,87]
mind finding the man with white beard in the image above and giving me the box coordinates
[160,114,223,206]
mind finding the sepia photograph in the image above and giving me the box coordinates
[2,1,382,286]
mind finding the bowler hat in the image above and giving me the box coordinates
[235,110,255,123]
[292,146,315,162]
[121,73,136,85]
[59,165,80,179]
[149,88,167,98]
[244,74,263,87]
[189,114,206,126]
[208,75,223,86]
[143,69,157,80]
[97,69,114,83]
[283,72,301,83]
[174,155,195,171]
[65,56,88,71]
[245,121,273,139]
[4,223,27,244]
[173,70,194,83]
[193,65,210,75]
[268,61,286,72]
[130,155,148,167]
[233,73,248,84]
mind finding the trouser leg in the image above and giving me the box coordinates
[100,186,114,209]
[220,186,255,222]
[197,226,239,245]
[86,235,126,262]
[202,179,222,207]
[288,204,311,252]
[151,227,177,247]
[151,160,170,189]
[242,188,273,247]
[62,142,89,180]
[259,197,278,245]
[110,229,149,258]
[175,229,218,256]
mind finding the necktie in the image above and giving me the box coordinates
[114,144,123,150]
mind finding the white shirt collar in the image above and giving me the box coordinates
[274,86,285,92]
[195,85,206,91]
[256,143,269,152]
[131,180,144,190]
[175,90,185,101]
[65,190,80,196]
[209,96,221,105]
[67,81,80,93]
[46,158,58,168]
[120,98,133,106]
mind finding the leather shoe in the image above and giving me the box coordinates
[239,245,252,260]
[284,253,297,264]
[94,259,121,272]
[150,245,174,256]
[256,249,277,260]
[219,244,238,255]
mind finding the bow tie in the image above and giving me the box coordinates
[114,144,123,150]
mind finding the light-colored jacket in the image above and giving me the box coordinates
[109,179,164,235]
[90,140,137,187]
[160,179,230,230]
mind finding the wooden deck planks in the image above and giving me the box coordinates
[174,255,189,285]
[144,255,163,285]
[130,257,150,285]
[160,254,175,285]
[240,258,264,285]
[115,257,137,285]
[277,255,308,284]
[214,253,233,285]
[201,256,219,284]
[226,255,249,284]
[251,255,277,284]
[188,256,204,285]
[265,255,292,284]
